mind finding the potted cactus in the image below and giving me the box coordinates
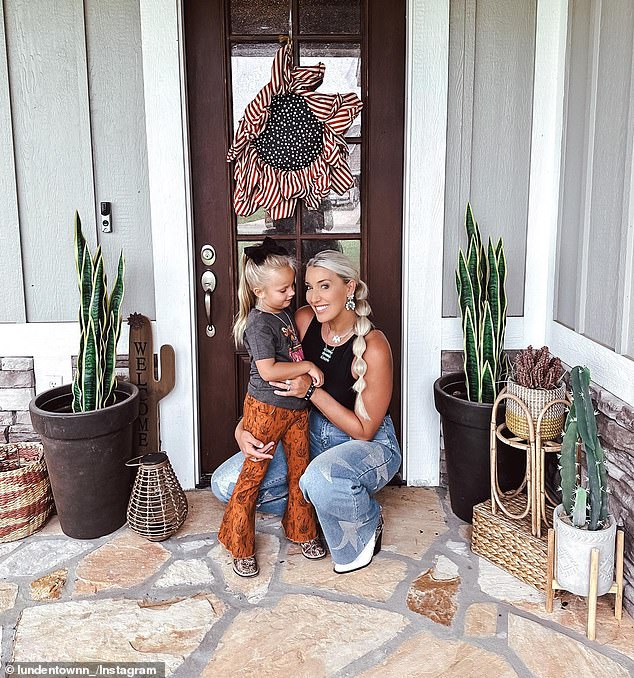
[554,365,616,596]
[434,203,524,522]
[30,213,139,539]
[506,346,566,441]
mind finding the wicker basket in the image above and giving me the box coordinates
[471,496,549,591]
[126,452,188,541]
[0,443,54,542]
[505,380,566,441]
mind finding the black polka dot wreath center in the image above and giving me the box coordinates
[253,93,324,171]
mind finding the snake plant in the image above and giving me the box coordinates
[559,366,610,530]
[455,203,508,403]
[71,212,125,412]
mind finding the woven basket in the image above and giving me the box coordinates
[471,496,549,591]
[126,452,188,541]
[0,443,54,542]
[505,380,566,441]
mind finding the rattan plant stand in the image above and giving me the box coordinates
[490,389,571,538]
[546,527,625,640]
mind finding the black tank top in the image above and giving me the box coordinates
[302,317,357,411]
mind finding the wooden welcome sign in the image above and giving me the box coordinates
[127,313,175,456]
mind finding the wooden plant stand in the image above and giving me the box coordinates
[546,527,625,641]
[490,389,571,538]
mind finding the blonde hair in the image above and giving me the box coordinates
[306,250,373,420]
[233,252,297,347]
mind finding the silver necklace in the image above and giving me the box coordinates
[257,308,294,327]
[320,325,354,363]
[327,323,354,344]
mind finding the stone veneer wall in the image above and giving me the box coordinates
[440,350,634,616]
[0,354,141,448]
[0,357,39,444]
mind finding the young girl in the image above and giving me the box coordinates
[217,237,326,577]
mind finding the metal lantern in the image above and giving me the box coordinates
[126,452,188,541]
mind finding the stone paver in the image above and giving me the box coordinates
[179,490,225,536]
[282,543,407,602]
[0,539,90,577]
[0,582,18,611]
[201,594,409,677]
[179,538,214,552]
[359,630,517,677]
[1,488,632,677]
[155,559,214,588]
[406,567,460,626]
[464,602,498,637]
[477,557,543,604]
[208,532,280,604]
[509,591,634,662]
[0,542,21,558]
[35,515,64,536]
[30,569,67,601]
[508,614,630,677]
[13,594,225,675]
[378,486,447,559]
[74,531,170,594]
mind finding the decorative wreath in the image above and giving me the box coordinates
[227,43,363,220]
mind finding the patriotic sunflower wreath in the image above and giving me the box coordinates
[227,43,363,220]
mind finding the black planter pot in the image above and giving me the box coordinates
[434,372,526,523]
[30,381,140,539]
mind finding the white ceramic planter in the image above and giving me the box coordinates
[554,504,616,596]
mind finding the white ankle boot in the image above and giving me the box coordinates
[333,512,383,574]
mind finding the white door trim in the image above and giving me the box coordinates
[139,0,198,489]
[401,0,450,486]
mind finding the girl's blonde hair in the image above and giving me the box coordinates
[233,252,297,347]
[306,250,373,420]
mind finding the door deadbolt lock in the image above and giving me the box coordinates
[201,244,216,266]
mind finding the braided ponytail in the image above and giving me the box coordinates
[350,279,373,420]
[306,250,374,420]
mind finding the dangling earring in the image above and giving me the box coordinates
[345,294,356,311]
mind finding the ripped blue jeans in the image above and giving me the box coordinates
[211,409,401,565]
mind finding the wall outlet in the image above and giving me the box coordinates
[46,375,64,389]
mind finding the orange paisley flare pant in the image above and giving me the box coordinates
[218,394,318,558]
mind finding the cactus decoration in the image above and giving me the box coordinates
[127,313,176,456]
[559,366,610,531]
[71,212,125,412]
[455,203,508,403]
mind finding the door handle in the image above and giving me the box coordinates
[201,270,216,337]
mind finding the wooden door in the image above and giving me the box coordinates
[184,0,405,476]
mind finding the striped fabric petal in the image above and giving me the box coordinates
[227,43,362,218]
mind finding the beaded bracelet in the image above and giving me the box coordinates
[303,383,316,401]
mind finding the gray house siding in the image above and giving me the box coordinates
[556,0,634,359]
[443,0,537,318]
[0,0,154,323]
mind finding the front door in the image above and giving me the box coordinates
[184,0,405,475]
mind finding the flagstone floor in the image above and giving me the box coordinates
[1,487,633,677]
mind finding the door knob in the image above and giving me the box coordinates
[201,270,216,337]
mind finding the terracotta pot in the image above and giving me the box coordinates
[30,382,139,539]
[554,504,616,596]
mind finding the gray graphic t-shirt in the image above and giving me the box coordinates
[243,309,306,410]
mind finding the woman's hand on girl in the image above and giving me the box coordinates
[270,373,313,398]
[235,421,275,461]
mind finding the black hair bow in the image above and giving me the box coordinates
[243,237,288,265]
